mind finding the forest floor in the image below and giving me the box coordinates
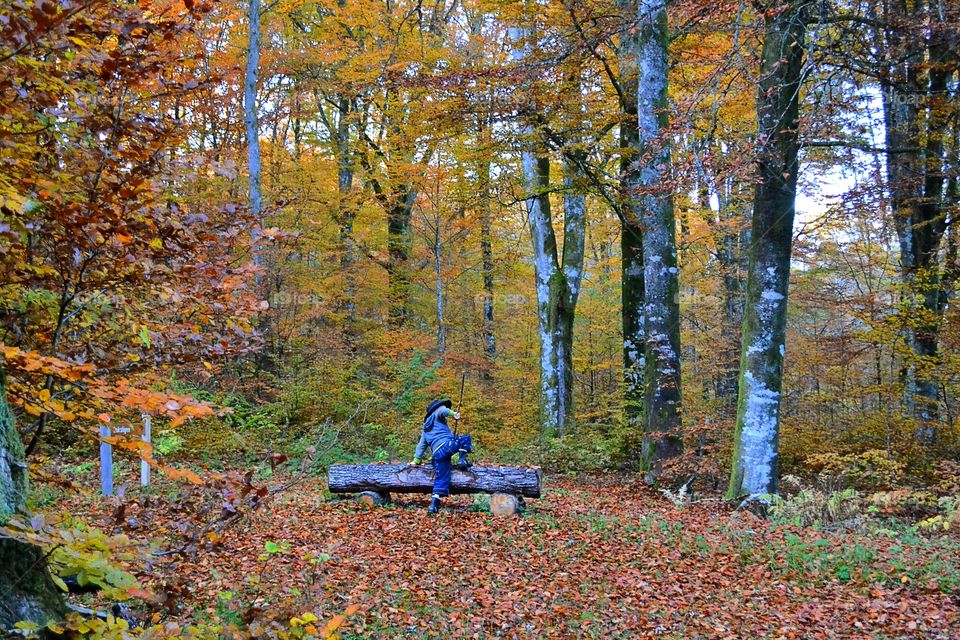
[57,473,960,639]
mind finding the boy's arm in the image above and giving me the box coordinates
[438,407,460,420]
[412,431,428,464]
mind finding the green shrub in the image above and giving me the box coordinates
[767,486,863,528]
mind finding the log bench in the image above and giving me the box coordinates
[327,463,542,516]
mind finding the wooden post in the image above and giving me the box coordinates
[99,424,112,497]
[141,414,151,488]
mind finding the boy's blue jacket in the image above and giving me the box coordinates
[414,406,455,460]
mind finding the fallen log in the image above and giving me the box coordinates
[328,463,542,499]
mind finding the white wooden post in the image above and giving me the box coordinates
[141,414,151,487]
[99,424,113,496]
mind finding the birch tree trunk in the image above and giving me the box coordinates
[636,0,682,474]
[0,366,67,629]
[510,25,585,436]
[727,0,806,499]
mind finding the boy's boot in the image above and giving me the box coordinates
[427,495,442,514]
[456,450,473,470]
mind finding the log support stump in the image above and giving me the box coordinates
[357,490,391,507]
[489,493,525,516]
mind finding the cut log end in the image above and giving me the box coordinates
[489,493,524,516]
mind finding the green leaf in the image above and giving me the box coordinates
[51,574,68,592]
[264,541,280,554]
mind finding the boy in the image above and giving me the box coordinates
[410,398,473,514]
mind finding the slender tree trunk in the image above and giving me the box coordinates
[727,0,806,499]
[717,190,747,406]
[479,133,497,370]
[1,366,67,629]
[337,96,357,320]
[619,0,645,436]
[245,0,262,223]
[636,0,682,475]
[433,220,446,353]
[471,17,497,372]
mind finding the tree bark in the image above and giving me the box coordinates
[328,464,542,498]
[727,0,806,499]
[1,367,67,630]
[636,0,682,476]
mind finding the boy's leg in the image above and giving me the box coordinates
[429,444,454,512]
[456,434,473,469]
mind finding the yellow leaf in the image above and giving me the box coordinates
[38,388,50,402]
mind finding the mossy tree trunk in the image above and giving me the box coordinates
[635,0,682,477]
[0,366,67,630]
[727,0,806,499]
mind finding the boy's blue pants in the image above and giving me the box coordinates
[431,434,473,497]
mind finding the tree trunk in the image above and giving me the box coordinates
[387,188,416,326]
[0,367,67,630]
[636,0,682,476]
[510,25,585,436]
[879,0,958,444]
[619,0,645,436]
[479,142,497,370]
[327,464,542,498]
[472,17,497,373]
[244,0,262,223]
[727,0,806,499]
[715,181,748,407]
[336,95,357,320]
[433,221,446,353]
